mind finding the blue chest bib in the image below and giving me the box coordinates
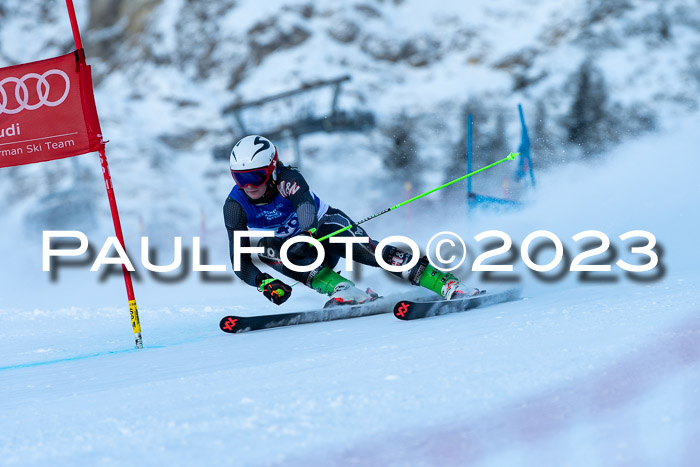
[228,186,328,238]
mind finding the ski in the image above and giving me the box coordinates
[392,288,523,321]
[220,290,434,333]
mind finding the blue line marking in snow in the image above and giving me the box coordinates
[0,331,218,372]
[0,345,167,372]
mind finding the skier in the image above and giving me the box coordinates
[224,135,480,307]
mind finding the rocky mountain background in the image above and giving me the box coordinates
[0,0,699,246]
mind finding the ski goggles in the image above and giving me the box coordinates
[231,165,274,188]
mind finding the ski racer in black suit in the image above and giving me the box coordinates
[224,135,479,307]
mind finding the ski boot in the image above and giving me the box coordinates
[411,259,482,300]
[309,267,378,308]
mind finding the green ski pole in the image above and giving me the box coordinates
[287,152,518,288]
[313,152,519,242]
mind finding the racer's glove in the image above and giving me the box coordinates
[257,273,292,305]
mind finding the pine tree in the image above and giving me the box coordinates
[486,110,508,157]
[380,111,421,188]
[532,100,555,166]
[446,98,487,180]
[564,60,611,157]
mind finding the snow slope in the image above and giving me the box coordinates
[0,274,698,466]
[1,113,699,467]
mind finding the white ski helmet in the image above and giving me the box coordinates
[229,135,279,187]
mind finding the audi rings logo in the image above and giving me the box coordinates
[0,69,71,115]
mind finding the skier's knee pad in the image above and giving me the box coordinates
[258,236,324,270]
[382,245,412,269]
[381,245,426,284]
[257,237,283,264]
[407,257,430,285]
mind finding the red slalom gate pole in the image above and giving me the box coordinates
[65,0,83,49]
[66,0,143,348]
[98,149,143,349]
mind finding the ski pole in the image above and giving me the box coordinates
[287,152,518,288]
[314,152,519,242]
